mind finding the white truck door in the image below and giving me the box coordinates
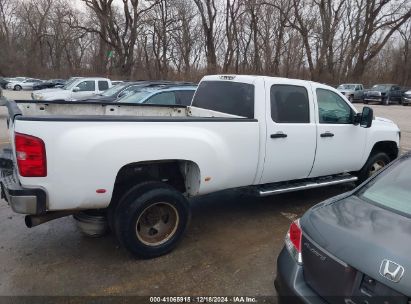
[260,79,317,184]
[309,85,367,177]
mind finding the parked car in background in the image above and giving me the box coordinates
[402,89,411,106]
[275,151,411,302]
[0,78,10,89]
[76,81,160,102]
[6,78,43,91]
[117,84,197,105]
[31,77,112,101]
[33,79,66,90]
[364,84,403,105]
[337,83,364,102]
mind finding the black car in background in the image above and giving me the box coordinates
[275,152,411,302]
[364,84,403,105]
[33,79,66,90]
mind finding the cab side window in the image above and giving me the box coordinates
[270,85,310,123]
[317,88,353,124]
[77,81,95,92]
[175,90,195,106]
[145,92,176,105]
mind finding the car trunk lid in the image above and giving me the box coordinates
[300,195,411,299]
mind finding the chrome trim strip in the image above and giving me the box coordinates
[259,176,357,196]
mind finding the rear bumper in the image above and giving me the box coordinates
[0,149,46,215]
[275,247,326,304]
[402,97,411,104]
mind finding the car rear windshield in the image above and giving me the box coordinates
[358,155,411,217]
[191,81,255,118]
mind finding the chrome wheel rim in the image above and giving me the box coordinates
[136,202,179,246]
[369,160,386,176]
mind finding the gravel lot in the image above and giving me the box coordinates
[0,90,410,298]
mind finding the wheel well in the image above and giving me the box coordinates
[370,141,398,161]
[110,160,201,207]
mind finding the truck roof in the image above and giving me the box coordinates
[202,74,335,88]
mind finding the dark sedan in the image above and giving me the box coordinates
[275,152,411,303]
[33,79,66,90]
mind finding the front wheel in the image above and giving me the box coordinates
[14,85,22,91]
[356,152,390,184]
[113,182,190,259]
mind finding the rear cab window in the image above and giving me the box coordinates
[192,81,255,118]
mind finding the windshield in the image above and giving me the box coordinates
[338,84,356,90]
[372,84,390,91]
[117,90,152,103]
[358,155,411,217]
[101,83,128,96]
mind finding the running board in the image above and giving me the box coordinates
[258,175,358,197]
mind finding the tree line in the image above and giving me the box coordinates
[0,0,410,86]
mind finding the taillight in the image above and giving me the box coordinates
[15,132,47,177]
[285,219,303,264]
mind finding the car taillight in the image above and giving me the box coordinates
[285,219,303,264]
[15,132,47,177]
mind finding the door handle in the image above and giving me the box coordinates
[271,132,288,139]
[320,132,334,138]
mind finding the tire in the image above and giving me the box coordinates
[348,95,354,103]
[113,181,190,259]
[356,152,390,184]
[14,85,22,91]
[363,100,368,104]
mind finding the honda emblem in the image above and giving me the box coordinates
[379,259,405,283]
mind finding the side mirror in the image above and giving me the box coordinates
[73,87,80,92]
[360,106,373,128]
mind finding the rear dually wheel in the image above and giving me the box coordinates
[113,182,190,259]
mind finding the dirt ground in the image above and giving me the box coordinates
[0,90,409,298]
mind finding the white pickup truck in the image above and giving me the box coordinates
[0,75,401,258]
[31,77,112,101]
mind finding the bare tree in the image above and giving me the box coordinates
[193,0,218,73]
